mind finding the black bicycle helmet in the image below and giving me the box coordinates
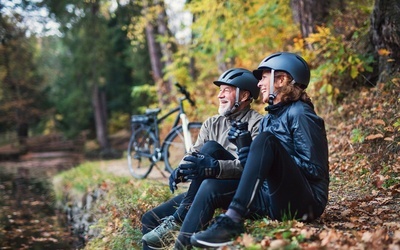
[253,52,310,89]
[214,68,260,99]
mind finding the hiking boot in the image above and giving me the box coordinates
[190,214,244,248]
[142,216,180,249]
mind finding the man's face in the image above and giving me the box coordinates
[217,84,237,116]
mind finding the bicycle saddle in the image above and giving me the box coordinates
[145,108,161,115]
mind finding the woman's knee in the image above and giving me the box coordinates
[252,132,276,147]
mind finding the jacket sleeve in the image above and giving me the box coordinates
[175,119,210,167]
[290,108,329,181]
[189,119,210,153]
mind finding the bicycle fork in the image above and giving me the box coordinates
[180,113,193,151]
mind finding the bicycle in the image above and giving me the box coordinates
[127,83,202,179]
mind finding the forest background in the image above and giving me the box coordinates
[0,0,399,249]
[1,0,398,152]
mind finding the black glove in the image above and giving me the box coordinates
[180,152,220,179]
[228,121,252,149]
[238,146,250,167]
[169,168,189,193]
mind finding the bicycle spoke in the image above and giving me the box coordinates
[163,123,202,173]
[127,126,156,179]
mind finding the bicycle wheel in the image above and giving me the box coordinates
[127,126,158,179]
[163,122,202,173]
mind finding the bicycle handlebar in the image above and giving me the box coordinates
[175,82,195,107]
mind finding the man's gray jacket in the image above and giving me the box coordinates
[190,106,263,179]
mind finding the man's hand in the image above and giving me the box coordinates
[228,121,252,149]
[180,153,220,179]
[169,168,190,193]
[238,146,250,167]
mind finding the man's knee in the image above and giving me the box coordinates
[141,211,158,234]
[200,140,223,155]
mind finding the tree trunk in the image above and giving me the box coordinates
[145,23,163,83]
[188,12,198,80]
[92,85,110,150]
[16,123,28,146]
[155,0,173,97]
[143,0,171,106]
[370,0,400,83]
[291,0,331,41]
[90,0,109,151]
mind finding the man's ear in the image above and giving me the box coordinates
[241,90,251,102]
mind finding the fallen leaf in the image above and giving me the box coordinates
[365,133,384,140]
[241,233,254,247]
[372,119,386,126]
[269,239,288,249]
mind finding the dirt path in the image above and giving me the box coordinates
[101,158,170,184]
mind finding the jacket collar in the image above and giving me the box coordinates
[265,102,285,112]
[225,105,251,122]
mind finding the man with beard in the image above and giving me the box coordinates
[141,68,263,249]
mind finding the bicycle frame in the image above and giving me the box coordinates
[127,82,201,179]
[156,96,193,151]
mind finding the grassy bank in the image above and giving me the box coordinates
[52,161,316,249]
[52,162,175,249]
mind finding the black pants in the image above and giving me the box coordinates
[228,132,323,221]
[142,133,323,247]
[141,141,236,248]
[178,132,325,247]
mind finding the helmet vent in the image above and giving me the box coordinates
[229,72,243,80]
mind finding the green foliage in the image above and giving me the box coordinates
[0,15,50,136]
[350,128,365,143]
[381,164,400,189]
[108,112,130,134]
[39,0,152,140]
[131,85,158,114]
[292,1,375,105]
[53,162,130,200]
[394,118,400,132]
[186,0,295,71]
[294,26,375,104]
[245,218,306,249]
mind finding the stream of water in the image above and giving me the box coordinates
[0,162,80,249]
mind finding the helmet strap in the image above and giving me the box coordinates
[268,69,275,105]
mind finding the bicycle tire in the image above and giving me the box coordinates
[163,122,202,173]
[127,126,158,179]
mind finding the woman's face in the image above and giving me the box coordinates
[257,71,272,104]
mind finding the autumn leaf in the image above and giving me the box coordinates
[241,233,255,247]
[365,133,384,140]
[372,119,386,126]
[269,239,288,249]
[378,48,391,56]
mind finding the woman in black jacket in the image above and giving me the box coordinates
[190,52,329,248]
